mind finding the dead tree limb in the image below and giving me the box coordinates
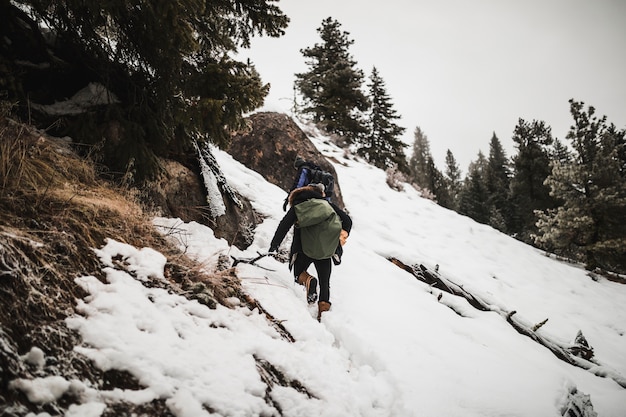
[231,252,270,267]
[390,258,490,311]
[388,257,626,389]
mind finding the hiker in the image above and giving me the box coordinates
[290,156,311,191]
[269,183,352,321]
[283,156,334,210]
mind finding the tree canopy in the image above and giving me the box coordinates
[535,100,626,272]
[295,17,369,143]
[359,67,407,171]
[0,0,288,179]
[508,119,556,240]
[408,126,432,189]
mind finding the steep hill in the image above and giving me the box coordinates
[1,111,625,416]
[0,115,247,415]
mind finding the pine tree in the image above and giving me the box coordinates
[1,0,289,180]
[509,119,556,242]
[408,126,432,190]
[444,149,462,210]
[359,67,407,171]
[458,151,490,224]
[295,17,369,143]
[485,133,512,232]
[551,137,572,164]
[535,100,626,272]
[427,156,453,208]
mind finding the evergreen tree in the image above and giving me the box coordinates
[295,17,369,143]
[427,156,453,208]
[359,67,408,171]
[444,149,462,210]
[1,0,288,180]
[458,151,490,224]
[408,126,432,190]
[551,137,572,165]
[509,119,556,242]
[485,133,512,232]
[535,100,626,272]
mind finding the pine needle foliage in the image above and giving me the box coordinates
[509,119,556,242]
[485,133,512,233]
[443,150,462,210]
[408,126,432,189]
[458,151,490,224]
[359,67,407,171]
[295,17,369,143]
[0,0,288,180]
[535,100,626,272]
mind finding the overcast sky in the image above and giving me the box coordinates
[240,0,626,172]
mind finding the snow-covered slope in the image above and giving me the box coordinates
[211,124,626,416]
[14,121,625,416]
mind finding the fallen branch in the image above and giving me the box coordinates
[388,257,626,389]
[389,258,490,311]
[532,318,549,331]
[506,311,576,365]
[231,252,276,271]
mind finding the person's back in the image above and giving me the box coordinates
[295,196,342,260]
[270,183,352,321]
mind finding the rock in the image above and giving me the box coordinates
[143,158,257,250]
[228,112,345,209]
[142,159,207,222]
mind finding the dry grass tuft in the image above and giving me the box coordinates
[0,109,246,413]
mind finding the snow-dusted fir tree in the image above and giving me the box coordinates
[426,156,451,207]
[407,127,449,204]
[408,126,433,189]
[458,151,490,225]
[509,119,556,243]
[358,67,407,171]
[295,17,369,144]
[551,137,572,165]
[485,133,512,233]
[535,100,626,272]
[444,149,462,210]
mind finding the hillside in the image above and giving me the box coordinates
[1,112,626,416]
[0,115,247,416]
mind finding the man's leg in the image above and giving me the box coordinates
[293,253,317,303]
[314,259,333,321]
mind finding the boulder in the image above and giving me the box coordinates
[228,112,345,209]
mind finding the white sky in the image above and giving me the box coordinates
[241,0,626,171]
[12,120,626,416]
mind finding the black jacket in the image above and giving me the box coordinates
[270,186,352,260]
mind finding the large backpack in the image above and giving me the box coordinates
[294,162,335,199]
[294,199,342,260]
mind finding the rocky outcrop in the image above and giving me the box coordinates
[142,111,345,249]
[143,159,207,221]
[228,112,345,209]
[142,158,257,250]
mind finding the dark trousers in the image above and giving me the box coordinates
[293,253,332,303]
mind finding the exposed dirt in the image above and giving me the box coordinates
[0,115,257,415]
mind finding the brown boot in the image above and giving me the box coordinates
[317,301,331,321]
[297,271,318,304]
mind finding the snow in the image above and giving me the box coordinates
[194,140,228,217]
[9,376,71,404]
[11,123,626,416]
[30,82,119,116]
[21,347,45,369]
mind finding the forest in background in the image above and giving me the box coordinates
[291,17,626,275]
[1,3,624,274]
